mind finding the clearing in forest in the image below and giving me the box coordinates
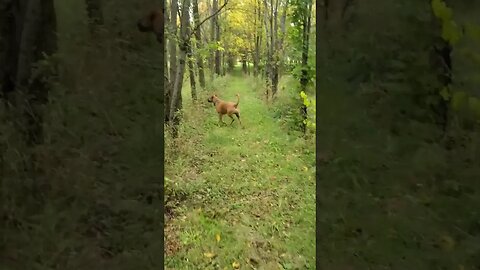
[165,69,315,269]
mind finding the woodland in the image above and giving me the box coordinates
[1,0,479,269]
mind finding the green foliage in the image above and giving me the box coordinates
[431,0,461,45]
[432,0,480,122]
[300,90,316,130]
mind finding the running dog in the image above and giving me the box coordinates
[207,94,242,127]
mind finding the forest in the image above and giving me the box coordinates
[1,0,480,269]
[163,0,316,268]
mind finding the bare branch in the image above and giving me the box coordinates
[189,0,229,38]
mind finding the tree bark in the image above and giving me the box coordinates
[169,0,190,125]
[187,39,197,102]
[270,0,279,99]
[253,0,260,77]
[192,0,205,88]
[167,0,179,123]
[213,0,221,75]
[263,0,271,99]
[209,0,215,80]
[300,0,312,134]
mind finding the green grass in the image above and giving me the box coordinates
[165,70,315,269]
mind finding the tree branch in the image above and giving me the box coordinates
[189,0,229,38]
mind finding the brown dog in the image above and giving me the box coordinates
[137,9,163,43]
[207,94,242,126]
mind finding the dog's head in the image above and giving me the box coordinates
[137,9,163,43]
[207,94,218,104]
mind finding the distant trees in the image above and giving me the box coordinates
[165,0,229,135]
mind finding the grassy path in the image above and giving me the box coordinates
[165,70,315,269]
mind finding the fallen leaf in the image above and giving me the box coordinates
[216,234,221,242]
[204,252,216,259]
[440,235,456,251]
[232,261,240,269]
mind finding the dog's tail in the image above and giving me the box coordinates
[234,93,240,108]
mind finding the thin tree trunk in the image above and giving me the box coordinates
[164,2,170,84]
[214,0,221,75]
[167,0,179,123]
[270,0,280,99]
[163,3,171,122]
[253,0,259,77]
[187,39,197,102]
[169,0,190,124]
[209,0,215,80]
[263,0,272,100]
[300,1,312,134]
[192,0,205,88]
[271,0,288,99]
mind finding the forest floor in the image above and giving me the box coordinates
[164,69,315,269]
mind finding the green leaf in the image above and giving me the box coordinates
[300,91,307,99]
[442,20,462,45]
[439,87,451,101]
[304,99,310,107]
[432,0,452,20]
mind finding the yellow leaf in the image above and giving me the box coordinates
[204,252,216,258]
[303,166,308,171]
[440,235,456,251]
[232,261,240,269]
[216,234,221,242]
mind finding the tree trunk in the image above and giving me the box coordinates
[300,1,312,134]
[228,54,235,72]
[253,0,261,77]
[213,0,221,76]
[167,0,179,123]
[209,0,215,80]
[263,0,271,99]
[85,0,103,34]
[192,0,205,88]
[270,0,279,99]
[242,58,247,74]
[187,39,197,102]
[271,0,288,99]
[169,0,190,125]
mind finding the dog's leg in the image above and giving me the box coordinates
[218,113,226,125]
[229,115,235,125]
[234,112,242,126]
